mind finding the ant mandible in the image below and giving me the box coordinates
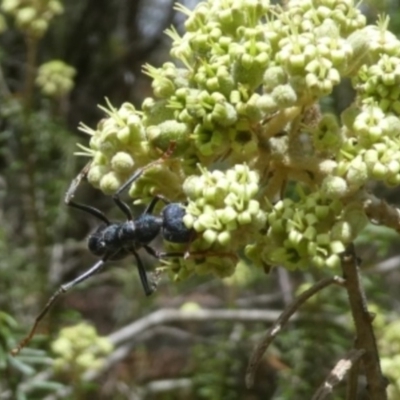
[11,143,193,356]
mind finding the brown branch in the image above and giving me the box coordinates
[346,340,362,400]
[311,348,365,400]
[107,308,282,345]
[342,245,387,399]
[245,275,346,388]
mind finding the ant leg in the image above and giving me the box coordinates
[131,250,154,296]
[11,255,112,356]
[67,201,111,225]
[143,245,184,259]
[65,161,110,225]
[143,195,170,215]
[112,196,133,221]
[112,193,171,222]
[111,184,162,221]
[112,143,176,220]
[114,142,176,198]
[144,245,237,262]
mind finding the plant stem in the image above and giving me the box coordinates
[342,245,387,399]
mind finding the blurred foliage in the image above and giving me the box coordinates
[0,0,400,399]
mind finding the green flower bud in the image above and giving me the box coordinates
[346,157,368,189]
[244,93,264,121]
[387,160,400,176]
[87,165,108,187]
[183,213,195,229]
[331,220,352,242]
[318,160,338,175]
[147,120,191,154]
[219,206,238,224]
[17,7,36,24]
[99,172,123,194]
[270,219,285,234]
[271,84,297,107]
[92,152,107,165]
[303,226,317,240]
[288,229,303,245]
[202,185,217,202]
[326,254,341,268]
[111,152,134,173]
[116,126,131,144]
[142,98,175,125]
[203,228,218,244]
[194,213,216,232]
[256,94,277,113]
[311,255,325,268]
[76,353,96,370]
[363,149,379,168]
[316,233,330,245]
[282,208,295,221]
[238,211,252,225]
[248,200,260,215]
[330,240,346,254]
[386,174,400,186]
[305,213,318,225]
[97,135,118,157]
[371,162,388,179]
[232,55,266,90]
[217,231,231,246]
[307,241,318,257]
[230,90,241,104]
[36,60,76,97]
[211,102,238,126]
[263,66,287,92]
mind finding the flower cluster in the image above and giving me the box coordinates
[78,102,185,201]
[76,0,400,276]
[1,0,63,37]
[246,192,368,270]
[51,322,113,374]
[166,165,265,279]
[36,60,76,98]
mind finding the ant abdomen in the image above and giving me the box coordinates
[88,223,132,257]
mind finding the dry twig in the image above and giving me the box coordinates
[245,275,345,388]
[311,348,365,400]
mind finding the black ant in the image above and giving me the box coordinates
[11,144,193,355]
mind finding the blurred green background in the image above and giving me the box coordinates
[0,1,400,399]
